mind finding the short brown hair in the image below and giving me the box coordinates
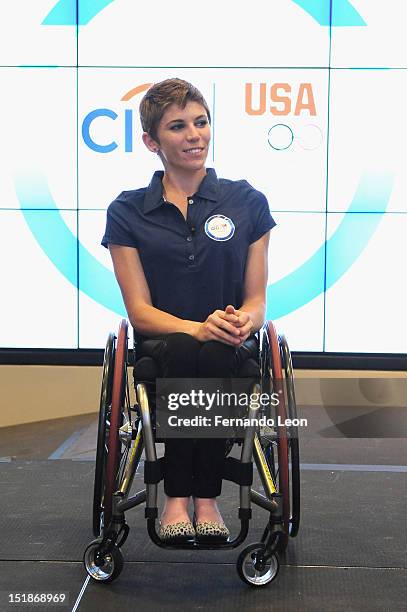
[139,78,211,142]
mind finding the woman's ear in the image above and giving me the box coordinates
[142,132,160,153]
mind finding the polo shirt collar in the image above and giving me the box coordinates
[196,168,219,202]
[143,168,220,214]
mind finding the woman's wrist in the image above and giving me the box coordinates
[238,304,265,334]
[183,320,201,339]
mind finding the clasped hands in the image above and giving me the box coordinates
[195,304,253,346]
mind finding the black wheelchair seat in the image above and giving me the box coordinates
[133,335,261,384]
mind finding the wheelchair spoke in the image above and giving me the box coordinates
[117,446,129,483]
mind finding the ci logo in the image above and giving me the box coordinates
[82,84,152,153]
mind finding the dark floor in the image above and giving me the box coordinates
[0,412,97,461]
[0,406,406,611]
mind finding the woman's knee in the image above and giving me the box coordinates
[198,340,236,377]
[160,333,201,376]
[163,332,201,353]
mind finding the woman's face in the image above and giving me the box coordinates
[153,101,211,173]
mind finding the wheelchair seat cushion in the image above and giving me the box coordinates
[133,335,260,383]
[133,355,160,383]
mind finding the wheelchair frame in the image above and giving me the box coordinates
[84,319,300,587]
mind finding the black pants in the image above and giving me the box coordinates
[138,333,258,498]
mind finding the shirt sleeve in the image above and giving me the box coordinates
[249,189,276,244]
[101,192,138,249]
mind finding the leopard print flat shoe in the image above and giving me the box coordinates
[194,520,230,543]
[158,521,196,542]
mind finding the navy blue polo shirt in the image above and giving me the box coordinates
[102,168,275,327]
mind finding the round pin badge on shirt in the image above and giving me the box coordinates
[204,215,235,241]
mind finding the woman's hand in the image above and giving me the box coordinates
[191,308,242,346]
[224,305,254,344]
[191,305,253,346]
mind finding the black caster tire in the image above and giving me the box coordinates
[83,538,124,583]
[237,543,280,587]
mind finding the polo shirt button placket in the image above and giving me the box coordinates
[187,197,195,265]
[187,245,196,266]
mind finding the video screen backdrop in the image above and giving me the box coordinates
[1,1,406,352]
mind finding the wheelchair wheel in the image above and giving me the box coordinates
[280,334,301,538]
[93,319,131,536]
[260,322,290,548]
[93,332,115,537]
[84,538,123,583]
[237,543,279,587]
[261,324,301,548]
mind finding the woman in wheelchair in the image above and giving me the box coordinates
[101,78,275,544]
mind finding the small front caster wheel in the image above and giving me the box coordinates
[237,542,279,587]
[83,538,124,583]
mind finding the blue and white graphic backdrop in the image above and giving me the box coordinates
[1,0,406,351]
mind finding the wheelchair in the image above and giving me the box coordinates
[83,318,300,587]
